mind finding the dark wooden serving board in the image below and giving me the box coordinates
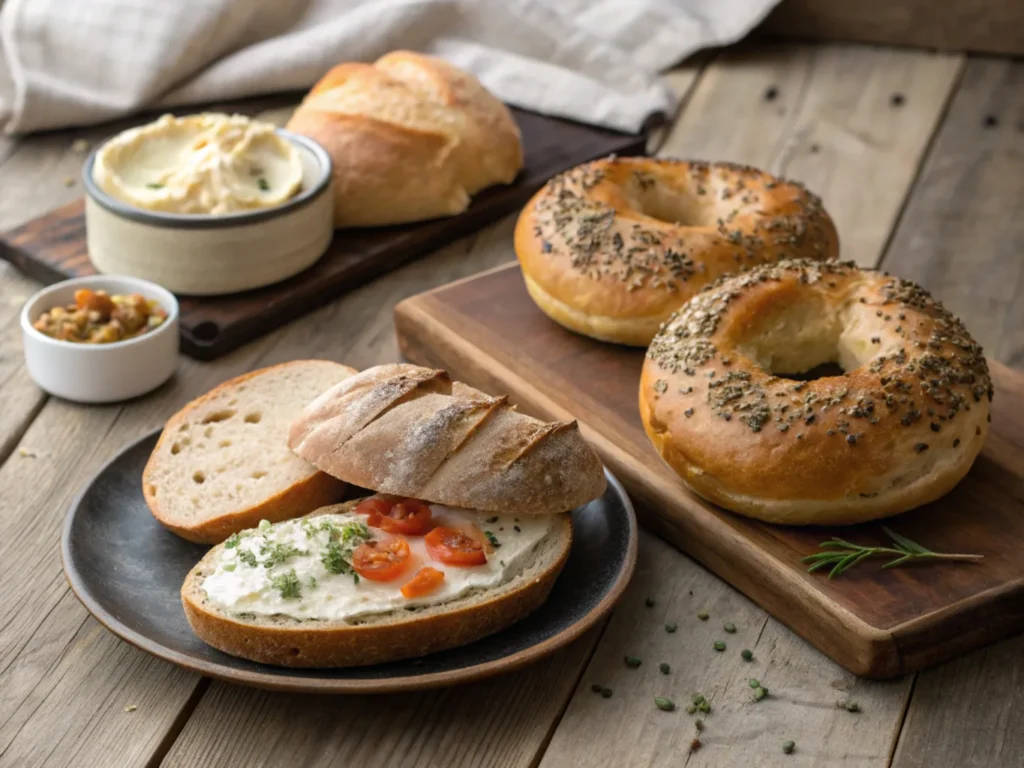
[394,262,1024,679]
[0,110,644,360]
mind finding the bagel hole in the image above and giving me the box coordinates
[773,362,847,381]
[640,189,711,227]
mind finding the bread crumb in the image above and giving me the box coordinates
[63,177,76,187]
[18,447,43,458]
[71,139,91,153]
[123,705,137,713]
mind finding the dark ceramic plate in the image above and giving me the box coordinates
[62,430,637,693]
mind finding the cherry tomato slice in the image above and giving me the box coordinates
[401,567,446,598]
[358,496,434,535]
[424,526,487,566]
[351,537,412,582]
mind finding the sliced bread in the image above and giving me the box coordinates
[144,360,357,543]
[181,500,572,667]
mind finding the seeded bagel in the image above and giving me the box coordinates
[640,259,993,525]
[514,157,839,346]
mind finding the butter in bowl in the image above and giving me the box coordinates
[82,113,334,296]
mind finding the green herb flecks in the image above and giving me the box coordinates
[145,182,164,190]
[317,520,372,576]
[654,697,675,712]
[260,541,308,568]
[803,527,982,578]
[257,177,270,192]
[484,531,501,548]
[713,640,726,652]
[237,549,258,568]
[271,569,301,599]
[224,533,241,549]
[741,649,754,661]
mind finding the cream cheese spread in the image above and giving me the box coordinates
[201,506,553,622]
[93,113,302,214]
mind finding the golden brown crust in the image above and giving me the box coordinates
[289,364,607,515]
[144,361,354,544]
[640,260,993,525]
[286,51,522,228]
[181,507,572,667]
[515,157,839,346]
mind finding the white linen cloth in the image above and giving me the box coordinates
[0,0,780,135]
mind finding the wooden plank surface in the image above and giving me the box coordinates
[880,56,1024,768]
[0,42,1019,768]
[660,44,963,267]
[541,533,909,768]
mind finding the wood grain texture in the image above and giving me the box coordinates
[0,110,644,360]
[659,44,963,267]
[761,0,1024,57]
[162,629,600,768]
[0,262,45,464]
[880,56,1024,768]
[393,263,1024,678]
[541,532,910,767]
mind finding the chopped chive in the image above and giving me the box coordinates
[741,649,753,661]
[713,640,726,651]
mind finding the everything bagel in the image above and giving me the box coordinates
[640,259,993,525]
[515,157,839,346]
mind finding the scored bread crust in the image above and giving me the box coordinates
[181,501,572,667]
[288,364,607,515]
[144,360,356,544]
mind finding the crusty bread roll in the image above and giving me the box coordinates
[640,259,993,525]
[289,364,607,514]
[515,157,839,346]
[181,500,572,668]
[286,51,523,228]
[144,360,356,543]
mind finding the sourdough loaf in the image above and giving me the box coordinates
[285,51,523,228]
[289,364,607,514]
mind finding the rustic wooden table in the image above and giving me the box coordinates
[0,42,1021,768]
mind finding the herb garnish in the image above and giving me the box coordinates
[260,542,307,568]
[257,177,270,192]
[145,182,164,190]
[237,549,258,568]
[271,569,301,598]
[741,649,753,661]
[803,527,982,578]
[654,697,675,712]
[713,640,726,651]
[319,520,371,576]
[484,531,501,548]
[225,533,241,548]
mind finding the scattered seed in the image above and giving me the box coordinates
[754,686,769,701]
[645,597,655,607]
[691,692,706,705]
[624,655,642,668]
[724,622,736,633]
[686,705,697,714]
[601,687,613,698]
[846,701,861,712]
[660,662,671,675]
[690,737,702,752]
[741,649,754,661]
[695,719,705,732]
[749,679,761,689]
[697,610,709,621]
[123,705,137,713]
[63,176,76,187]
[783,740,795,754]
[764,85,779,102]
[890,93,905,107]
[665,623,678,633]
[655,697,676,712]
[71,138,91,153]
[713,640,726,651]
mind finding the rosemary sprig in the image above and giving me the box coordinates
[803,527,982,578]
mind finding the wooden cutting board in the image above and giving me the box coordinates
[0,110,644,360]
[394,262,1024,679]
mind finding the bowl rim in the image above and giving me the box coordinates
[81,129,332,230]
[21,274,180,351]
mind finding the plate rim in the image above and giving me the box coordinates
[61,428,638,694]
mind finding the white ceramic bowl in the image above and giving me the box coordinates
[82,131,334,296]
[21,275,179,404]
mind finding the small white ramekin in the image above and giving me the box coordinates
[21,275,180,403]
[82,131,334,296]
